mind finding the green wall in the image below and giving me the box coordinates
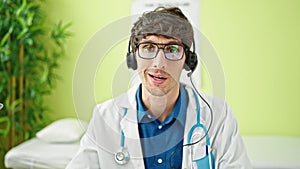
[44,0,300,137]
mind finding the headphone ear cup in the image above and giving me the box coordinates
[184,51,198,72]
[126,52,137,70]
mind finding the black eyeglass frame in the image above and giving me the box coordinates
[136,42,186,61]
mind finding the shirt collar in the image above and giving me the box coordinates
[136,83,188,126]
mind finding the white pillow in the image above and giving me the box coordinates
[36,118,88,143]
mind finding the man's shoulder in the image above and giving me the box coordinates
[94,84,139,110]
[182,83,229,115]
[182,83,225,103]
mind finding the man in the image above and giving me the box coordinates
[67,7,252,169]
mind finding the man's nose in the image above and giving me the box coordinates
[152,49,167,69]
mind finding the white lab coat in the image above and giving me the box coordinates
[66,84,252,169]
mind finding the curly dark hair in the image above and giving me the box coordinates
[130,7,194,51]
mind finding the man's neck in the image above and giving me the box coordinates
[141,84,180,122]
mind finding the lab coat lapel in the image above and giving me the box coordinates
[182,95,197,169]
[119,85,145,169]
[182,86,206,169]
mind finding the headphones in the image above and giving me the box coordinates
[126,38,198,75]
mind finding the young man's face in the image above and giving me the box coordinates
[136,35,186,96]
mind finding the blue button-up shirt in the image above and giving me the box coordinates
[136,84,188,169]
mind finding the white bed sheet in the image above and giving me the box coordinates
[243,135,300,169]
[5,135,300,169]
[5,138,79,169]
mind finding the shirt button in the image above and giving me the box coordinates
[147,114,152,119]
[158,125,163,129]
[157,158,163,164]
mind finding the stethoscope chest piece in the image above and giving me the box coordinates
[115,148,130,165]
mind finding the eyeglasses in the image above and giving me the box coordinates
[137,42,185,61]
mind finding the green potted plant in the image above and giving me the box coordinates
[0,0,72,156]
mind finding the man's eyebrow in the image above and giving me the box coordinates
[139,40,182,45]
[139,40,154,43]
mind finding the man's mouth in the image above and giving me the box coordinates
[148,73,167,80]
[148,73,167,84]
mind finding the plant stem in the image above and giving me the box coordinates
[19,44,24,142]
[9,75,16,149]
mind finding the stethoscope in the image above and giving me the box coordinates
[114,108,130,165]
[187,89,213,169]
[115,85,213,168]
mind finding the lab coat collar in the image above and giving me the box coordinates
[117,83,140,110]
[183,85,210,137]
